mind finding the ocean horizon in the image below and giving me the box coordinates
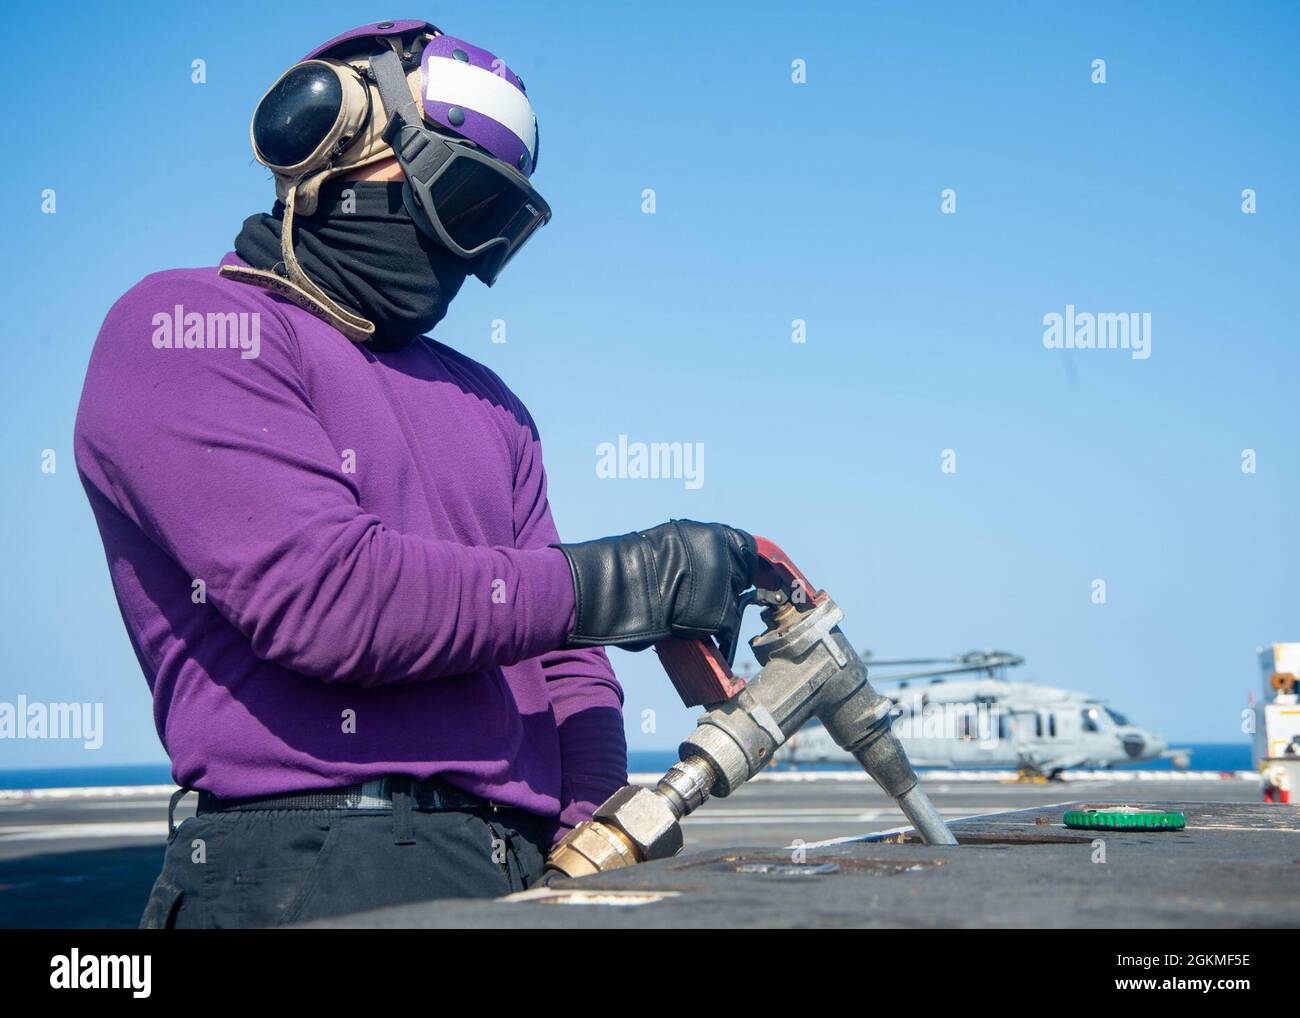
[0,743,1256,790]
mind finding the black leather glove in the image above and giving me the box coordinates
[554,520,757,651]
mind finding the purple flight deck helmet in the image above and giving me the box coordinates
[248,19,547,314]
[300,21,540,178]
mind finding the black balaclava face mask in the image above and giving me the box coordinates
[234,179,469,351]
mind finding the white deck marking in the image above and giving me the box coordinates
[0,821,168,841]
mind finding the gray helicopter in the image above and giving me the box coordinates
[773,651,1190,777]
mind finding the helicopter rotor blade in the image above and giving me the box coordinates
[863,651,1024,684]
[860,657,961,668]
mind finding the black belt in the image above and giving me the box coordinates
[194,776,502,815]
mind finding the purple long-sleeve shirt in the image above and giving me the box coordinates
[74,256,627,841]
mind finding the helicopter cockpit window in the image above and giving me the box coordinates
[1082,707,1103,732]
[1104,707,1130,727]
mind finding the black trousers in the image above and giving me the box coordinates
[140,799,550,928]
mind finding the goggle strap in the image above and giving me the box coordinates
[369,47,422,137]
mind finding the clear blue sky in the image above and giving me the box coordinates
[1,1,1296,768]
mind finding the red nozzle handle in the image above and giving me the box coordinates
[752,536,826,605]
[653,535,823,707]
[652,637,748,708]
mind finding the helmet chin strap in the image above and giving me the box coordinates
[219,179,378,343]
[222,36,440,341]
[279,182,379,338]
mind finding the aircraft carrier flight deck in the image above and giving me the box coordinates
[1,770,1283,929]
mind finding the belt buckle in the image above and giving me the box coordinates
[355,778,391,810]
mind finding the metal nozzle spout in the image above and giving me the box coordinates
[896,784,959,846]
[818,659,959,847]
[848,728,958,845]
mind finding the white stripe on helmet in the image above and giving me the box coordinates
[424,57,537,159]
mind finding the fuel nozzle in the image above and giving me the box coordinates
[545,537,956,880]
[545,756,716,877]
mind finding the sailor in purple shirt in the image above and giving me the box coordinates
[74,21,756,927]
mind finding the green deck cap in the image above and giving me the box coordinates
[1063,806,1186,831]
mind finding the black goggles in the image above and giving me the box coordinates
[383,119,551,286]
